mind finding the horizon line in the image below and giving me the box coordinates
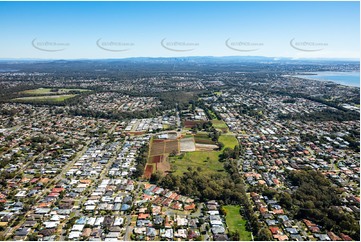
[0,55,359,62]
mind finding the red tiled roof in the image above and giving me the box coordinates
[143,183,153,190]
[40,178,50,183]
[169,193,178,200]
[138,213,150,220]
[273,234,289,241]
[52,188,64,193]
[30,178,39,183]
[327,231,342,241]
[48,193,60,197]
[269,226,280,234]
[184,203,196,210]
[340,233,353,241]
[38,202,52,208]
[259,207,268,214]
[142,194,153,201]
[303,219,316,227]
[309,226,320,233]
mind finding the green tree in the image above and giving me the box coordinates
[229,231,240,241]
[257,227,273,241]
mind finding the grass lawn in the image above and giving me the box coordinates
[21,88,89,95]
[12,94,76,103]
[214,91,222,96]
[212,119,228,129]
[21,88,53,95]
[171,130,238,176]
[223,205,252,241]
[171,150,225,176]
[183,134,194,138]
[219,134,239,150]
[212,119,229,133]
[205,108,218,119]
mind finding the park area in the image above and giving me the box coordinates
[171,129,239,177]
[211,119,229,132]
[218,134,239,150]
[145,122,239,179]
[12,94,76,103]
[13,88,90,104]
[223,205,252,241]
[20,87,89,95]
[170,151,225,176]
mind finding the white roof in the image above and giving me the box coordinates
[210,220,223,225]
[72,224,85,231]
[113,217,124,226]
[50,215,61,221]
[85,205,96,210]
[43,221,59,228]
[95,217,104,226]
[207,210,219,215]
[86,217,96,226]
[77,184,88,188]
[68,231,81,239]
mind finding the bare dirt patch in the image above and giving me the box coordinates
[180,137,196,152]
[165,140,179,154]
[150,155,163,163]
[195,143,219,151]
[144,165,154,179]
[150,141,165,156]
[184,120,206,128]
[146,138,180,178]
[156,154,171,174]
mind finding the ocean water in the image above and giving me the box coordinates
[296,71,360,87]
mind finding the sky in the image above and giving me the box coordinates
[0,1,359,59]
